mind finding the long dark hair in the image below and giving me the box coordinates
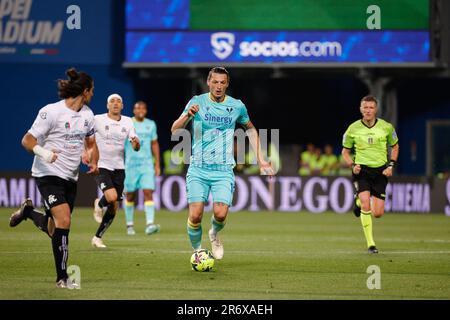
[58,68,93,99]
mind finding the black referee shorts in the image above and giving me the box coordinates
[352,165,388,200]
[95,168,125,201]
[35,176,78,213]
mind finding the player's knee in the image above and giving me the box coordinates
[189,215,202,224]
[56,216,71,229]
[106,191,118,203]
[143,190,153,201]
[126,193,135,202]
[361,201,371,212]
[213,209,228,221]
[373,209,384,218]
[213,204,229,221]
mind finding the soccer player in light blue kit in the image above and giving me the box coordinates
[124,101,161,235]
[171,67,273,260]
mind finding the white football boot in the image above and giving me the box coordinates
[208,229,224,260]
[56,279,79,289]
[93,198,104,223]
[127,226,136,235]
[91,236,107,248]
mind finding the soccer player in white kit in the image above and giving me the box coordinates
[9,68,98,289]
[91,94,140,248]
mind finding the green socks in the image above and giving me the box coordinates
[187,219,202,250]
[211,216,226,235]
[360,210,376,248]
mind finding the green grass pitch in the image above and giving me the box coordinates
[0,208,449,300]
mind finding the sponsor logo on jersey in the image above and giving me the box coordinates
[100,183,106,190]
[204,113,232,125]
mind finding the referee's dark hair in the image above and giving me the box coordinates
[58,67,93,99]
[360,95,378,105]
[207,66,230,82]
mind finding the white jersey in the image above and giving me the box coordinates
[94,113,138,170]
[28,100,95,182]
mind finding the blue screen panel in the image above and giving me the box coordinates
[126,0,189,30]
[125,30,430,64]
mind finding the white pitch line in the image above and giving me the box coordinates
[2,249,450,255]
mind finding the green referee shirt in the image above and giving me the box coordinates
[342,118,398,168]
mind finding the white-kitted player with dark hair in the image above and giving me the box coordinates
[9,67,98,289]
[91,93,140,248]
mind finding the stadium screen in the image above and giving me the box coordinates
[124,0,431,66]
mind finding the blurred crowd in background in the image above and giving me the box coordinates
[161,143,353,177]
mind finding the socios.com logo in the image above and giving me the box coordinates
[211,32,235,60]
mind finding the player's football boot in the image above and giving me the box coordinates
[208,229,224,260]
[127,226,136,235]
[368,246,379,254]
[9,198,34,227]
[353,196,361,217]
[93,198,104,223]
[91,236,107,248]
[56,278,79,289]
[145,224,160,235]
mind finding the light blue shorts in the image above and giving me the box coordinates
[124,168,155,192]
[186,165,235,206]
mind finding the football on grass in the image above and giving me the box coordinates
[190,249,215,272]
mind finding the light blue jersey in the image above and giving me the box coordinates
[182,93,250,169]
[124,118,158,192]
[183,93,250,205]
[125,118,157,169]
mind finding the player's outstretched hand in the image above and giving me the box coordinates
[260,161,274,176]
[49,149,61,163]
[87,163,99,175]
[382,166,393,177]
[81,150,90,165]
[352,164,361,175]
[131,136,140,151]
[188,104,200,117]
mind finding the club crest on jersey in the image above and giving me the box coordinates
[65,122,70,130]
[226,107,233,113]
[206,106,210,111]
[121,127,127,133]
[84,120,88,127]
[105,125,109,131]
[48,195,57,205]
[40,112,47,120]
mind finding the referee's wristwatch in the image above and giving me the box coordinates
[387,160,397,169]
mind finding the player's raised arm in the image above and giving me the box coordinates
[171,104,199,133]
